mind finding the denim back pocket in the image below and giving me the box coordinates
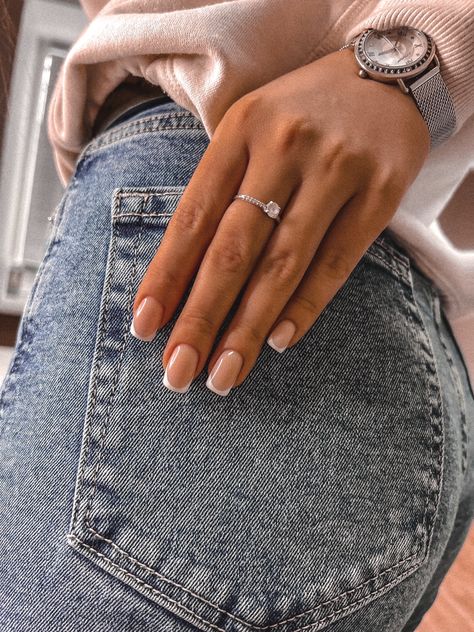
[69,187,443,632]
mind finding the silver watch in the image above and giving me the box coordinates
[347,27,456,147]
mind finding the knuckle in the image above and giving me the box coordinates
[233,320,263,346]
[320,137,351,171]
[274,117,318,152]
[261,249,300,285]
[292,293,321,318]
[319,250,353,282]
[178,310,216,337]
[209,239,249,274]
[228,91,264,126]
[374,164,410,198]
[173,196,208,233]
[148,263,180,290]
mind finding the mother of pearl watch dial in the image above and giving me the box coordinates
[354,27,436,80]
[364,27,429,67]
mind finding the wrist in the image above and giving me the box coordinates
[341,27,456,148]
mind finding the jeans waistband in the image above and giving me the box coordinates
[100,93,176,133]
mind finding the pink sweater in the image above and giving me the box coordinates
[47,0,474,390]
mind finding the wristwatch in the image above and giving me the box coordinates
[345,27,456,148]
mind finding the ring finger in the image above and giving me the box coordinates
[205,173,357,393]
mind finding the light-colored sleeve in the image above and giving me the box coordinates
[47,0,474,187]
[47,0,352,186]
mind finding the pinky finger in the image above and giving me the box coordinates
[267,189,397,352]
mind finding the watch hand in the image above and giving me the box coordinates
[380,35,403,57]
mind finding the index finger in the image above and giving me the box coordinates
[131,113,248,340]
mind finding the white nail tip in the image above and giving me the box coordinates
[130,321,156,342]
[205,375,230,397]
[266,337,286,353]
[162,370,190,394]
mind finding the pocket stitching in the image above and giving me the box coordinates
[80,520,421,631]
[68,531,424,632]
[403,268,445,555]
[83,214,145,527]
[70,190,123,528]
[365,243,410,287]
[72,190,147,529]
[70,190,443,632]
[68,532,229,632]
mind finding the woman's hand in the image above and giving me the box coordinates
[130,48,430,395]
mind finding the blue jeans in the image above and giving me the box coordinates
[0,98,472,632]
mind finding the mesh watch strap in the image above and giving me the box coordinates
[408,66,456,148]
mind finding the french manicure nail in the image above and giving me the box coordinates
[206,350,244,396]
[267,319,296,353]
[163,343,199,393]
[130,297,164,342]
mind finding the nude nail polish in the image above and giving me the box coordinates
[163,343,199,393]
[130,297,164,342]
[267,319,296,352]
[206,350,244,396]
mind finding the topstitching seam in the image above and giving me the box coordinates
[432,292,468,474]
[83,522,419,630]
[113,213,173,219]
[72,194,438,632]
[85,114,204,156]
[83,217,145,526]
[366,249,410,285]
[95,110,202,138]
[115,191,183,197]
[70,190,122,528]
[68,532,424,632]
[404,265,445,557]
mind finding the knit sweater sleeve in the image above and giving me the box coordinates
[47,0,473,187]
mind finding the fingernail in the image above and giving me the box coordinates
[206,350,244,396]
[163,343,199,393]
[267,319,295,352]
[130,297,164,342]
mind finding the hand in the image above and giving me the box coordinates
[131,48,430,395]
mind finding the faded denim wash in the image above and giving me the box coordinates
[0,99,472,632]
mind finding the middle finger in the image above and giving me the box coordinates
[161,156,297,390]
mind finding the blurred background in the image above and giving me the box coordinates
[0,0,86,374]
[0,1,472,629]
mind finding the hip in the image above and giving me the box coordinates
[0,96,472,632]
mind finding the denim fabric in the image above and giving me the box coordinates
[0,99,472,632]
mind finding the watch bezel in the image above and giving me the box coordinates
[353,27,436,82]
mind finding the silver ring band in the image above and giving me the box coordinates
[233,194,282,224]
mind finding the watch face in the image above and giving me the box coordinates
[354,27,435,80]
[365,27,428,67]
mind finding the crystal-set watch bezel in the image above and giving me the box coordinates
[353,27,437,83]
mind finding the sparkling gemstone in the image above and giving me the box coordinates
[265,201,280,218]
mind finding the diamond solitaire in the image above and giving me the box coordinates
[233,194,282,224]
